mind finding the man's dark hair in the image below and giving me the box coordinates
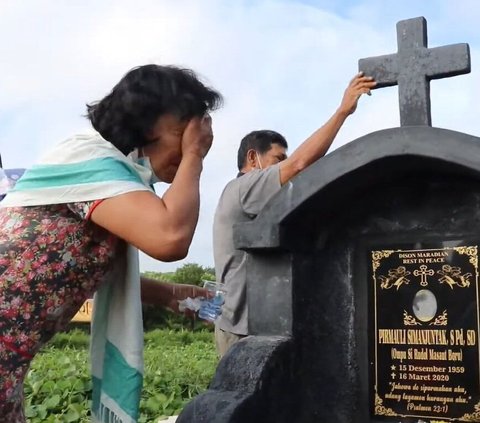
[86,64,222,155]
[237,130,288,170]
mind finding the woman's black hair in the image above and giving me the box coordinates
[86,64,222,155]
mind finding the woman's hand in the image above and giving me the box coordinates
[338,72,376,116]
[181,114,213,159]
[91,116,213,262]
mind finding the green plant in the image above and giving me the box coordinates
[25,347,91,422]
[141,263,216,288]
[26,329,218,422]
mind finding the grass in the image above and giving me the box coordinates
[25,328,218,422]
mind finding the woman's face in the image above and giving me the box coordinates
[142,114,189,183]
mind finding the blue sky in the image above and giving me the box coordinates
[1,0,479,271]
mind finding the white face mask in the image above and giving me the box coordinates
[255,151,264,170]
[131,148,161,184]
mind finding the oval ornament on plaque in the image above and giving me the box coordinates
[412,289,438,322]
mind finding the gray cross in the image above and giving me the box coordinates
[359,16,470,127]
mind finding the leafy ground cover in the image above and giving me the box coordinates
[25,329,218,422]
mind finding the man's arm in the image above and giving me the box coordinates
[140,277,207,313]
[279,73,376,185]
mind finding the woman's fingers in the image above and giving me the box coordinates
[181,115,214,158]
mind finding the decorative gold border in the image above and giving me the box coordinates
[403,310,422,326]
[403,309,448,326]
[372,250,394,272]
[429,310,448,326]
[454,246,479,270]
[374,393,396,416]
[460,401,480,421]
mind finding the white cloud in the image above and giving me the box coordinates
[0,0,479,271]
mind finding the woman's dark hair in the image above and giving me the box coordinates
[237,130,288,170]
[86,64,222,155]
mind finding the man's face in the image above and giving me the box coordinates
[256,143,287,169]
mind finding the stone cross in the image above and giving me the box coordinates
[359,16,471,126]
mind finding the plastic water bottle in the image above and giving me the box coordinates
[198,281,226,322]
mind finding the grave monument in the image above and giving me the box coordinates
[178,16,479,423]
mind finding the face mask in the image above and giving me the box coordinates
[255,151,264,170]
[131,148,161,184]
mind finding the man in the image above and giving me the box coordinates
[213,73,376,357]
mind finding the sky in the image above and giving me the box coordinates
[0,0,479,272]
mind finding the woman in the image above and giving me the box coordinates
[0,64,222,422]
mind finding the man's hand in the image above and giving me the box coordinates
[338,72,376,116]
[140,277,210,319]
[167,283,209,314]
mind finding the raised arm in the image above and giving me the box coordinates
[90,116,213,261]
[279,73,376,185]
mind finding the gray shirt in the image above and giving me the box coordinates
[213,164,281,335]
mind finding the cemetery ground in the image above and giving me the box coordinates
[26,327,216,422]
[26,265,218,423]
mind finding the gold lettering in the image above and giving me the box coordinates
[402,393,426,402]
[391,382,411,392]
[399,253,416,259]
[425,257,445,263]
[416,251,448,258]
[467,330,476,346]
[379,329,406,344]
[414,348,428,359]
[429,349,448,360]
[385,393,401,402]
[409,373,431,381]
[448,349,463,361]
[406,402,432,412]
[420,384,453,394]
[407,330,448,345]
[391,348,407,362]
[425,394,454,404]
[408,365,446,373]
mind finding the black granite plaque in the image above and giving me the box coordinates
[369,242,480,421]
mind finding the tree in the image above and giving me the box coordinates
[171,263,214,286]
[142,270,175,282]
[141,264,216,287]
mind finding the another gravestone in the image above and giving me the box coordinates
[178,16,479,423]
